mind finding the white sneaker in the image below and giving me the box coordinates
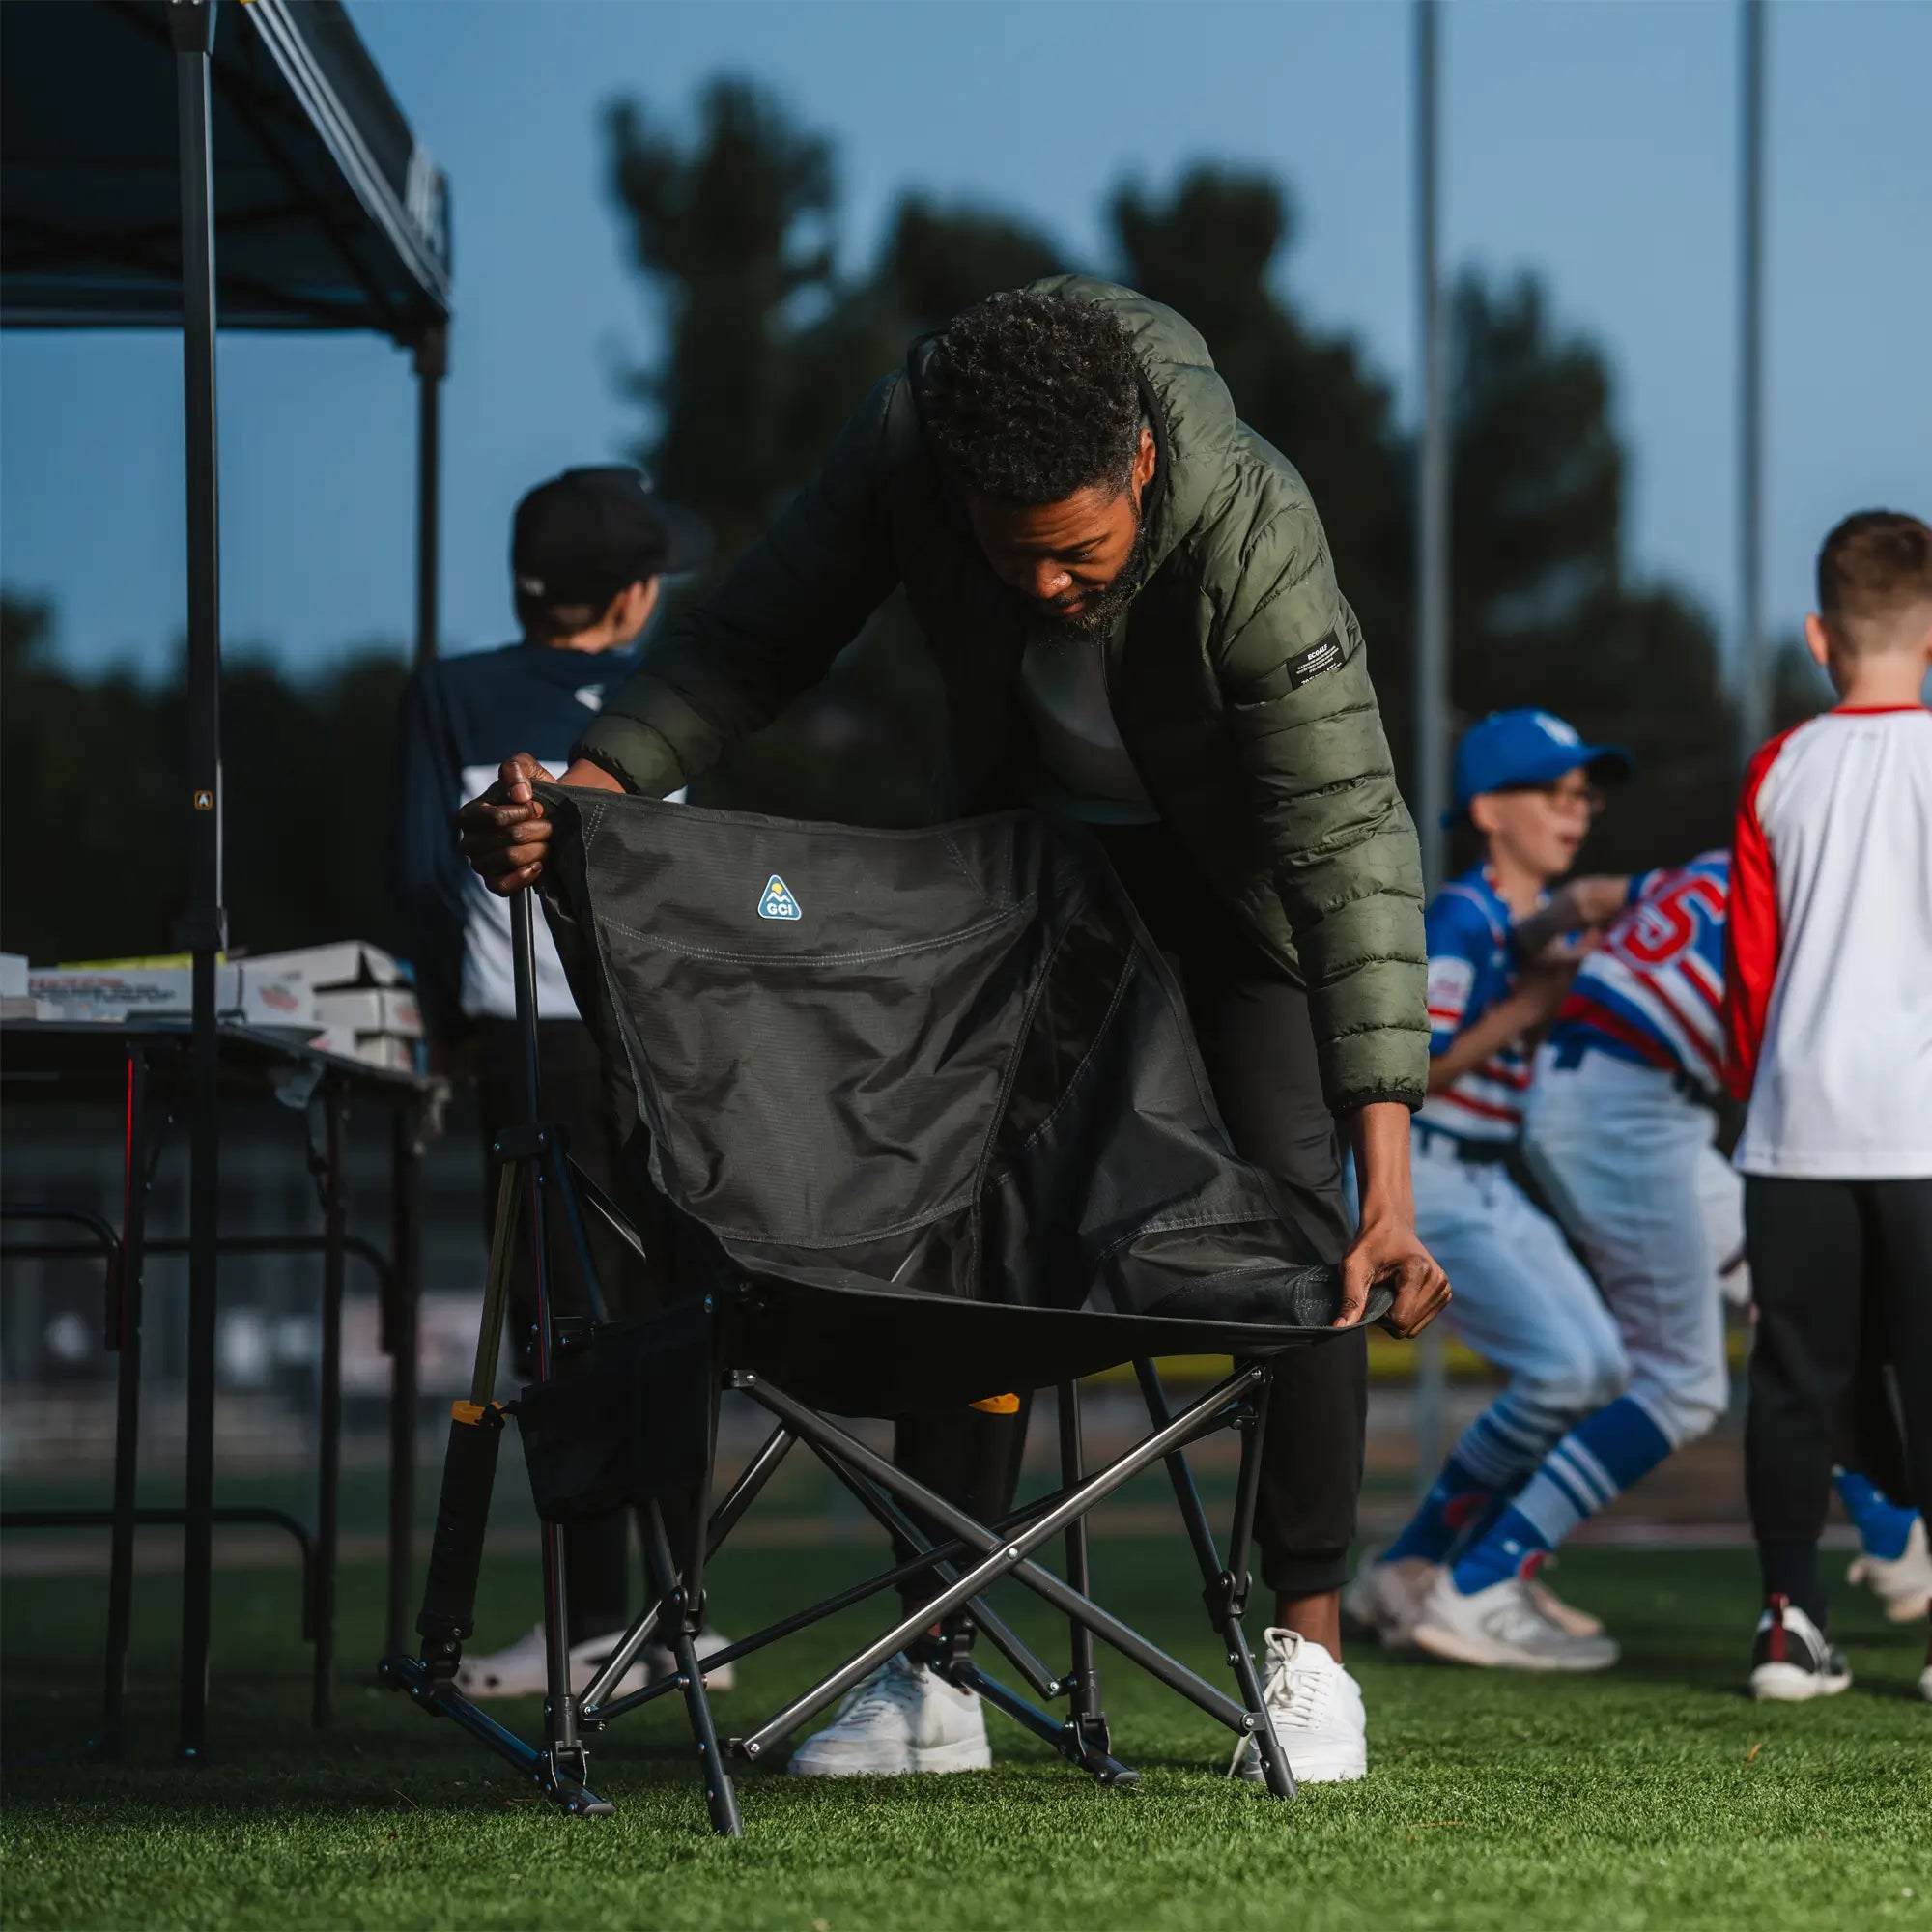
[1846,1517,1932,1624]
[1410,1571,1619,1672]
[454,1621,735,1699]
[1747,1598,1851,1702]
[1233,1630,1368,1784]
[1523,1567,1606,1639]
[787,1653,991,1777]
[641,1625,737,1691]
[1342,1552,1437,1650]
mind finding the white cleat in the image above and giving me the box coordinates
[1846,1517,1932,1625]
[787,1653,991,1777]
[454,1621,735,1699]
[1523,1566,1606,1639]
[1747,1598,1851,1702]
[1410,1571,1619,1672]
[1342,1552,1438,1650]
[1233,1629,1368,1785]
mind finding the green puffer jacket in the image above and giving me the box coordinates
[576,276,1427,1113]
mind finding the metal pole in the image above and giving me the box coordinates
[412,325,446,667]
[384,1104,424,1660]
[1414,0,1451,888]
[1411,0,1451,1492]
[166,0,226,1764]
[312,1086,347,1728]
[1736,0,1768,767]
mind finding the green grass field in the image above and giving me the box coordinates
[3,1540,1926,1932]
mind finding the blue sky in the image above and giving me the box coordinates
[3,0,1927,678]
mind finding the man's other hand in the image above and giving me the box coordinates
[1336,1209,1451,1339]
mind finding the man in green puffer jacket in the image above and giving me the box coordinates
[460,280,1450,1784]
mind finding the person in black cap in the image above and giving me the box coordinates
[390,465,723,1698]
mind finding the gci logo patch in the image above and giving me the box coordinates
[758,874,802,921]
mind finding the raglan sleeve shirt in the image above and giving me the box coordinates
[1423,891,1492,1058]
[1721,730,1787,1103]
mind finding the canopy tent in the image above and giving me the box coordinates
[1,0,452,1759]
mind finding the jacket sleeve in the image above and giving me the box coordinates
[1213,508,1429,1116]
[573,378,903,796]
[388,664,469,1042]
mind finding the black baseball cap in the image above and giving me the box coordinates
[511,465,712,610]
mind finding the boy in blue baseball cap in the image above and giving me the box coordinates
[1345,709,1636,1662]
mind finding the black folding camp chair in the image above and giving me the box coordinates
[383,791,1387,1833]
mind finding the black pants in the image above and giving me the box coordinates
[478,1018,656,1644]
[895,824,1367,1600]
[1103,823,1364,1597]
[1745,1176,1932,1585]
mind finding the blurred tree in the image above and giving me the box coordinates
[606,76,846,578]
[603,76,1783,865]
[0,589,409,965]
[1438,273,1766,867]
[1,590,178,962]
[1111,164,1414,765]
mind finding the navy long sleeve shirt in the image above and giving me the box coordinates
[389,639,645,1038]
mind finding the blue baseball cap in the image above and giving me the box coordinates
[1447,709,1632,824]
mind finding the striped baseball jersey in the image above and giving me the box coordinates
[1724,705,1932,1178]
[1415,865,1534,1143]
[1550,852,1729,1093]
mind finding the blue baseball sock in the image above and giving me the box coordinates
[1381,1454,1496,1566]
[1451,1397,1672,1595]
[1833,1467,1917,1562]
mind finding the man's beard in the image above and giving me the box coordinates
[1013,510,1153,643]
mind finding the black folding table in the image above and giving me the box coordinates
[0,1017,441,1759]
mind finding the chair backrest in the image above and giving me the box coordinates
[536,789,1322,1316]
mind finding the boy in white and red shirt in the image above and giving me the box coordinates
[1725,509,1932,1704]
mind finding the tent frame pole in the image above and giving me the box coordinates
[413,323,446,666]
[165,0,226,1766]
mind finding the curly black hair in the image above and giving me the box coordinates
[920,292,1143,506]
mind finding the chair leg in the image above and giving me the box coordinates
[1058,1381,1113,1761]
[1134,1359,1295,1800]
[645,1501,742,1837]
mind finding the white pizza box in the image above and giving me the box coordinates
[352,1034,417,1073]
[28,963,316,1026]
[311,987,421,1037]
[306,1026,417,1071]
[244,940,403,990]
[0,953,26,999]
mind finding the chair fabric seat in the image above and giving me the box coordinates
[535,787,1378,1415]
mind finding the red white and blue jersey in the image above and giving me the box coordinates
[1415,866,1533,1144]
[1553,852,1729,1094]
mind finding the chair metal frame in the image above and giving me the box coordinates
[383,893,1312,1833]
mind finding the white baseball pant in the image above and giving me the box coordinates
[1410,1135,1628,1489]
[1520,1047,1734,1449]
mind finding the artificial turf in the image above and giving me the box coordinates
[2,1540,1925,1932]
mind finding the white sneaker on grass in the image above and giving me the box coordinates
[1342,1552,1437,1650]
[1747,1598,1851,1702]
[641,1627,738,1690]
[787,1653,991,1777]
[454,1621,735,1699]
[1847,1517,1932,1624]
[1410,1572,1619,1672]
[1233,1629,1368,1784]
